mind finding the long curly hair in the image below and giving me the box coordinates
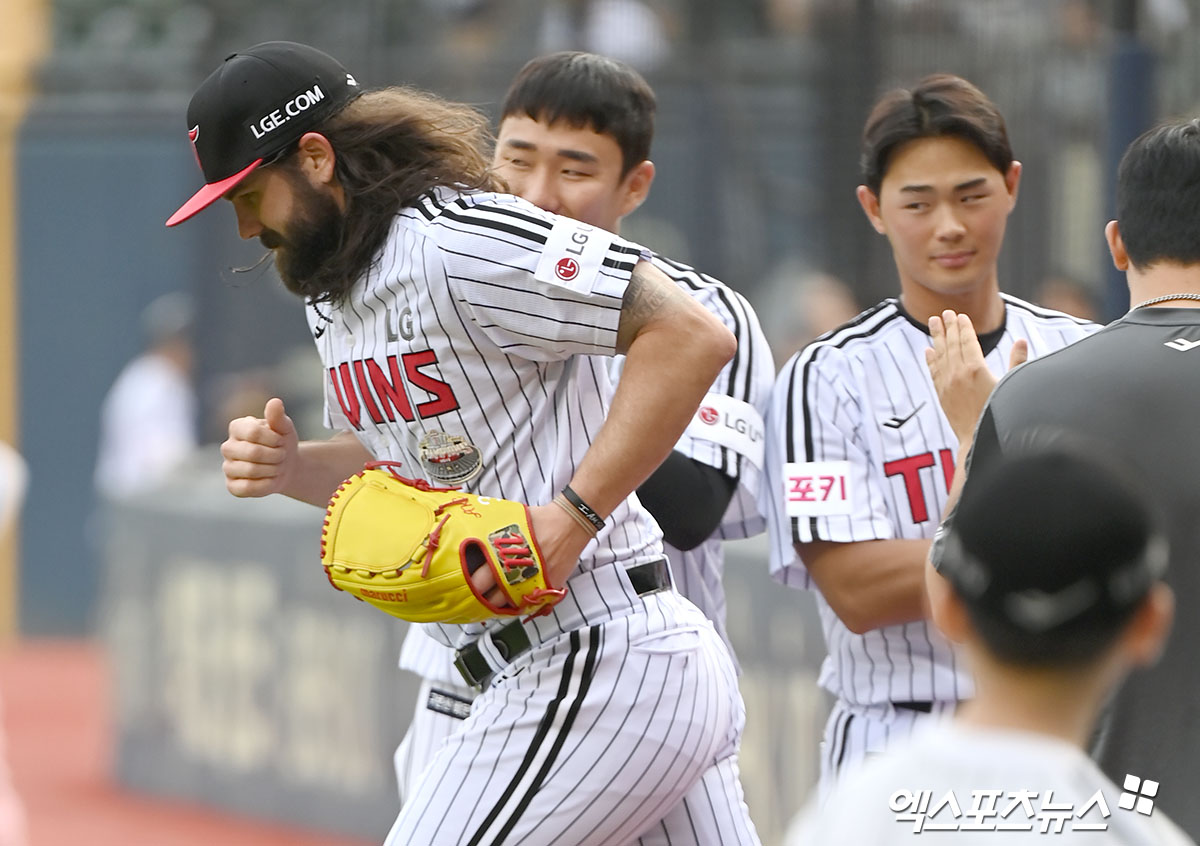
[296,87,501,303]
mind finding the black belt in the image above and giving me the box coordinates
[454,558,671,690]
[892,700,966,714]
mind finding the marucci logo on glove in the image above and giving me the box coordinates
[320,462,567,624]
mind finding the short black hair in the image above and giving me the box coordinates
[500,51,656,177]
[1115,118,1200,270]
[940,448,1166,669]
[860,73,1013,195]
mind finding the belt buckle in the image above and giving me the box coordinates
[453,650,488,691]
[628,557,669,596]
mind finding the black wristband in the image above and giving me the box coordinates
[561,485,606,534]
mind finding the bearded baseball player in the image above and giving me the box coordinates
[391,51,771,846]
[167,41,757,846]
[761,73,1099,797]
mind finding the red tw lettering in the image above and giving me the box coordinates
[883,452,937,523]
[883,450,957,524]
[938,448,956,493]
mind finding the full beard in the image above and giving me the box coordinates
[262,175,347,302]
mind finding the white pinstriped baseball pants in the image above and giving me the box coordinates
[383,591,760,846]
[818,697,958,801]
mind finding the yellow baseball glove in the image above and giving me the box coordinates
[320,462,567,624]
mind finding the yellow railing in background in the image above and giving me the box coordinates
[0,0,49,641]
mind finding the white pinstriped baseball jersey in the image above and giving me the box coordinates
[397,252,774,683]
[610,254,775,663]
[391,251,774,822]
[762,295,1098,708]
[310,187,666,653]
[310,186,758,844]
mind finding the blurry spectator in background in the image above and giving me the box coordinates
[538,0,672,70]
[1035,273,1102,323]
[0,441,31,846]
[758,260,862,361]
[94,292,198,499]
[0,443,25,543]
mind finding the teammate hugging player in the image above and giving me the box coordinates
[168,41,758,846]
[392,51,770,846]
[761,73,1099,797]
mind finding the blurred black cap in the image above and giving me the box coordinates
[937,449,1167,634]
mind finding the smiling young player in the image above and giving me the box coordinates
[761,73,1099,797]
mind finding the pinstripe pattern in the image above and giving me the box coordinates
[398,623,462,685]
[646,254,774,532]
[761,295,1098,784]
[310,188,666,654]
[312,186,757,843]
[383,592,753,846]
[607,253,776,666]
[635,755,760,846]
[394,674,475,803]
[816,698,957,801]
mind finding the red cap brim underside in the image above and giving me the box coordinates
[165,158,264,227]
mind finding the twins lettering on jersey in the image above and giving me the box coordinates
[329,350,459,430]
[884,449,955,523]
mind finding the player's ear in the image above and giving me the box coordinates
[1004,160,1022,207]
[617,160,656,219]
[856,185,887,235]
[1105,220,1130,272]
[1123,582,1174,667]
[296,131,338,187]
[925,558,970,644]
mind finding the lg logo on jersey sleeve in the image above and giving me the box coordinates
[555,257,579,282]
[534,220,609,294]
[685,394,765,469]
[783,461,853,517]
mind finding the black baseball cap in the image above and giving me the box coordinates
[166,41,361,227]
[935,449,1167,636]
